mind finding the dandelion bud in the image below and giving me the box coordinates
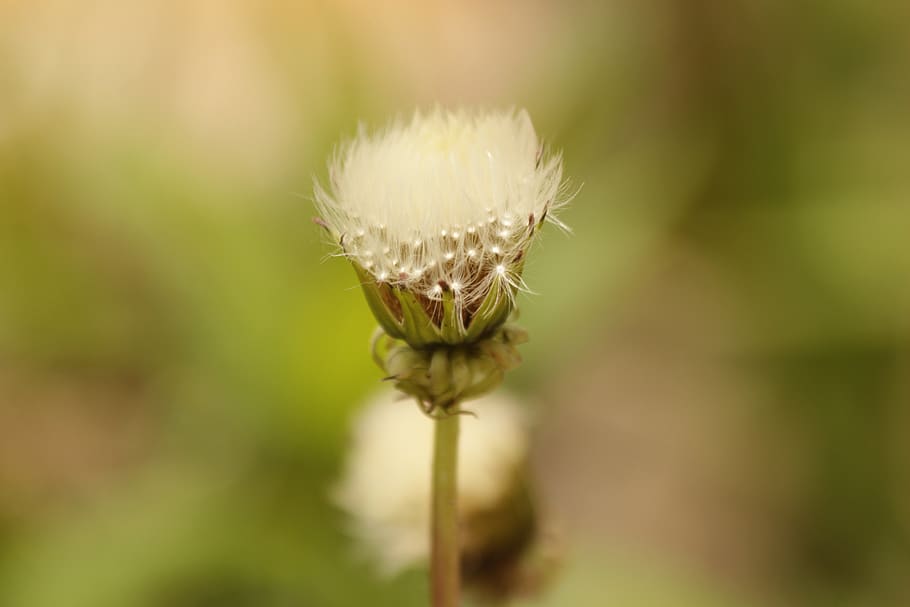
[315,108,570,348]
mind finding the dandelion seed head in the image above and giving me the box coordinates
[315,107,571,343]
[332,388,530,576]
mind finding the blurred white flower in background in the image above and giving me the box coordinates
[333,388,531,576]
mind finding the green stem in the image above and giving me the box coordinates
[431,410,461,607]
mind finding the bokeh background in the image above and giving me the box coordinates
[2,1,909,605]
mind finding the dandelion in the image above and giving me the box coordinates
[335,389,561,601]
[315,108,569,349]
[315,108,570,607]
[334,388,531,577]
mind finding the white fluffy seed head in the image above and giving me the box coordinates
[315,108,569,314]
[332,388,530,576]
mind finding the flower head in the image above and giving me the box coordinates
[333,388,532,577]
[315,108,569,347]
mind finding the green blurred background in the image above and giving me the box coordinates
[1,1,909,605]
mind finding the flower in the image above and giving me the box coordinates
[333,388,532,577]
[315,108,569,348]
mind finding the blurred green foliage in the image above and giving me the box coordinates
[1,1,908,606]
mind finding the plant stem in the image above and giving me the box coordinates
[431,410,461,607]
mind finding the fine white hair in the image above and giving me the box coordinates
[315,108,569,312]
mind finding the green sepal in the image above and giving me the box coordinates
[374,323,526,411]
[393,289,442,348]
[464,279,513,342]
[439,290,465,344]
[351,262,406,340]
[428,349,451,399]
